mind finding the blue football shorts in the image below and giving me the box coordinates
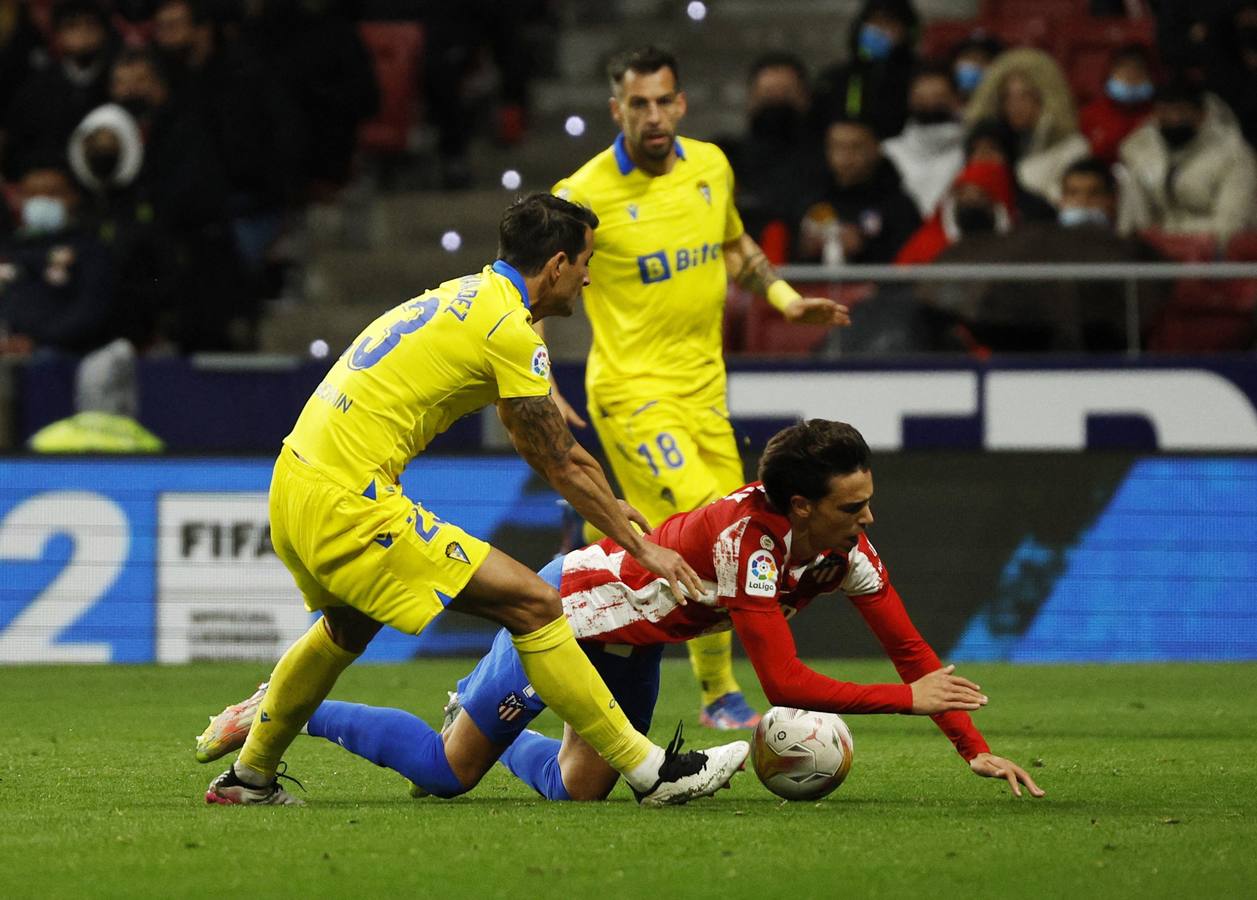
[456,554,665,745]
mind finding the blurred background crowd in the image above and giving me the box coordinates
[1,0,1255,370]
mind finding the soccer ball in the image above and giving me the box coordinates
[751,707,854,801]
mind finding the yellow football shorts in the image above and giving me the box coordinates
[269,447,491,635]
[589,395,745,527]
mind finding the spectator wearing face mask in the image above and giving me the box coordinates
[950,30,1004,103]
[1205,1,1257,150]
[1079,45,1157,165]
[882,63,966,218]
[1,0,117,181]
[68,102,175,350]
[909,158,1166,352]
[796,118,921,265]
[0,163,117,357]
[1118,77,1257,241]
[964,47,1091,205]
[895,159,1017,265]
[813,0,919,139]
[717,52,829,260]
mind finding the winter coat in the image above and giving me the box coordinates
[881,120,966,217]
[1079,93,1153,166]
[1118,94,1257,241]
[965,47,1089,204]
[798,156,922,264]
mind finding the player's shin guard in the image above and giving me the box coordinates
[307,701,465,798]
[499,730,570,801]
[237,619,357,780]
[687,630,740,706]
[511,616,652,774]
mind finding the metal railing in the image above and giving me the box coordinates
[775,262,1257,357]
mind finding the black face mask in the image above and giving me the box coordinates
[87,150,121,181]
[118,97,152,120]
[67,47,103,68]
[1160,123,1198,149]
[955,204,997,235]
[910,108,956,126]
[749,103,804,141]
[156,43,195,72]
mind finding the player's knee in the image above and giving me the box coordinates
[502,584,562,635]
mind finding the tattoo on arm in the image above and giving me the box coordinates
[499,395,575,470]
[728,236,781,297]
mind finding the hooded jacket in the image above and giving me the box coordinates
[964,47,1090,203]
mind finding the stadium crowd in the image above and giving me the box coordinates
[719,0,1257,353]
[2,0,1256,365]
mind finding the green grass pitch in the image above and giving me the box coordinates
[2,659,1255,898]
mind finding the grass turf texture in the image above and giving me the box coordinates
[2,660,1254,899]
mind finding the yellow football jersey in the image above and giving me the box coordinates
[286,261,551,491]
[554,135,743,410]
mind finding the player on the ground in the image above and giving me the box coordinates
[547,46,851,730]
[201,193,749,807]
[201,420,1045,802]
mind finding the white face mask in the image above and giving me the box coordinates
[22,196,68,235]
[1058,206,1110,228]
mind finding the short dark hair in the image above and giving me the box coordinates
[748,51,808,86]
[53,0,109,29]
[607,46,679,90]
[758,420,871,514]
[1063,157,1116,195]
[1110,42,1153,71]
[498,193,599,276]
[910,60,958,90]
[1157,74,1204,107]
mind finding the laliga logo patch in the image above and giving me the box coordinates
[530,345,550,379]
[745,549,778,597]
[697,180,712,206]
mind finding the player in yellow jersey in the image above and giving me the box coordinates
[548,47,851,729]
[202,194,750,807]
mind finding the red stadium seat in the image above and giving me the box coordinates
[356,22,424,156]
[1138,230,1218,262]
[1225,231,1257,261]
[737,283,874,356]
[920,20,983,61]
[979,0,1088,19]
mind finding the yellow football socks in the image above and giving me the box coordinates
[511,615,653,774]
[237,618,358,780]
[688,631,740,707]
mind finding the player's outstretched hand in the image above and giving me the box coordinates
[909,664,988,715]
[783,296,852,327]
[969,752,1046,798]
[633,541,705,606]
[550,386,588,428]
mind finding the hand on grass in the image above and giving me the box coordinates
[969,752,1046,798]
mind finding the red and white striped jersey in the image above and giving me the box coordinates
[559,481,990,761]
[560,482,885,645]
